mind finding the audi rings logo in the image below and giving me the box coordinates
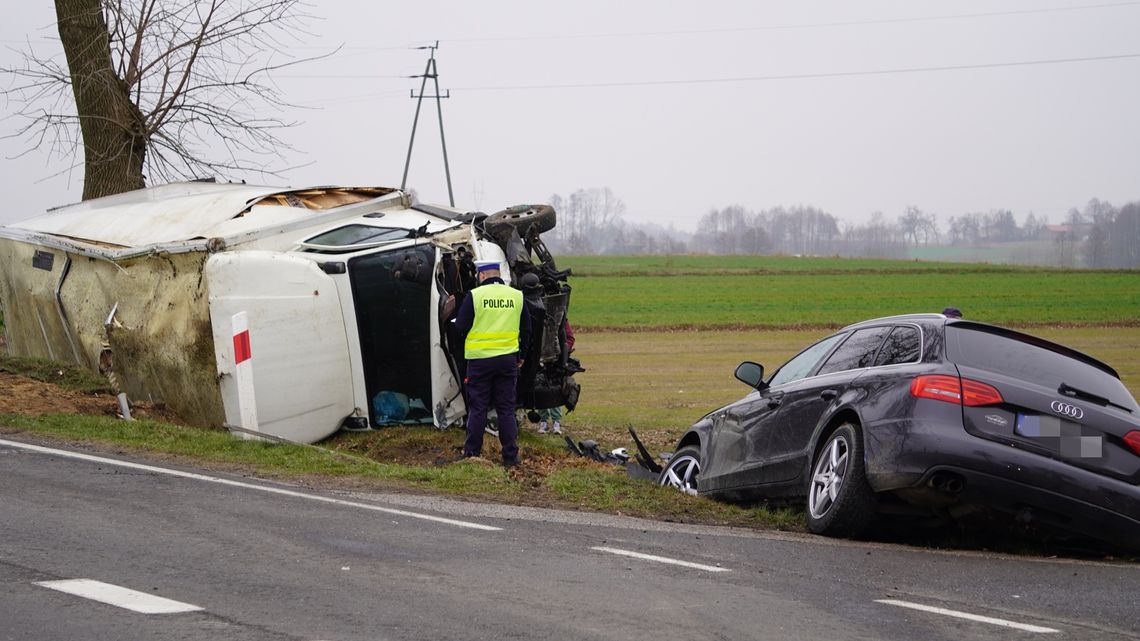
[1050,400,1084,420]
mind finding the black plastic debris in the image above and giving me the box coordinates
[561,427,669,483]
[628,426,662,474]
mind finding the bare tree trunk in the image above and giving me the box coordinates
[56,0,147,200]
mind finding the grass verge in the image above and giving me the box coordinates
[0,411,803,532]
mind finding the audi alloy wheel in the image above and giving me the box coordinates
[658,445,701,496]
[805,423,877,537]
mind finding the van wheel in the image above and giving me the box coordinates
[484,204,556,237]
[805,423,876,537]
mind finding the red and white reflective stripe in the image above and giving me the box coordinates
[233,330,252,364]
[231,311,258,435]
[232,313,252,365]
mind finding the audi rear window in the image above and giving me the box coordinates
[945,325,1138,412]
[875,326,922,366]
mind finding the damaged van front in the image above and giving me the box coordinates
[0,182,581,443]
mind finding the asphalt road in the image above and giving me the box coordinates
[1,435,1137,641]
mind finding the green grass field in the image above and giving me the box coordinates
[561,254,1056,275]
[559,255,1140,329]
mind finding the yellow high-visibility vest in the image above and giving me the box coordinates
[465,283,523,359]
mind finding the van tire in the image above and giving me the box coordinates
[484,204,556,237]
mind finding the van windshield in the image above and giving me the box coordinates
[945,324,1138,412]
[306,224,410,247]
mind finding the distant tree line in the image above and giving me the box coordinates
[690,205,841,256]
[544,188,1140,268]
[545,188,687,255]
[1076,199,1140,268]
[943,199,1139,268]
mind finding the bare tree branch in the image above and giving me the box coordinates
[2,0,330,198]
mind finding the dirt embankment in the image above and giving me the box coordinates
[0,371,185,424]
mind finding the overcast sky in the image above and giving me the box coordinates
[2,0,1138,230]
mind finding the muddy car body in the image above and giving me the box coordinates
[0,182,580,443]
[660,313,1140,547]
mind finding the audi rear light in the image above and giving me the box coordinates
[911,375,962,403]
[961,379,1004,406]
[911,375,1003,407]
[1124,431,1140,457]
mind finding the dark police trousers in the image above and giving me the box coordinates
[463,353,520,462]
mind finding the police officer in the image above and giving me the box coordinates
[455,260,530,466]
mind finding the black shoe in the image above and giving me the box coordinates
[503,457,521,468]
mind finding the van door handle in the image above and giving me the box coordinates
[820,389,837,401]
[766,396,783,409]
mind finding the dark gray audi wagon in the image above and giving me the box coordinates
[659,313,1140,547]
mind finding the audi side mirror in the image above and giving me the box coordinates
[735,361,767,390]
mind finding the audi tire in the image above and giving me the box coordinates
[805,423,877,538]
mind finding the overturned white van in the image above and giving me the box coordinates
[0,181,580,443]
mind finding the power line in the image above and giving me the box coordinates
[276,51,1140,84]
[439,1,1140,44]
[122,1,1140,53]
[450,52,1140,92]
[294,91,408,107]
[7,3,1137,52]
[277,74,411,79]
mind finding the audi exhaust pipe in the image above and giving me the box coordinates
[927,471,966,494]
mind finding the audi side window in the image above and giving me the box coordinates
[767,333,848,388]
[874,326,922,367]
[817,327,892,376]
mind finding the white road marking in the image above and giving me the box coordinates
[876,599,1060,634]
[35,579,202,614]
[591,546,731,572]
[0,439,501,532]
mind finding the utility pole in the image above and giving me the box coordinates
[401,41,454,207]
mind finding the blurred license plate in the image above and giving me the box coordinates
[1016,413,1102,458]
[1015,413,1061,438]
